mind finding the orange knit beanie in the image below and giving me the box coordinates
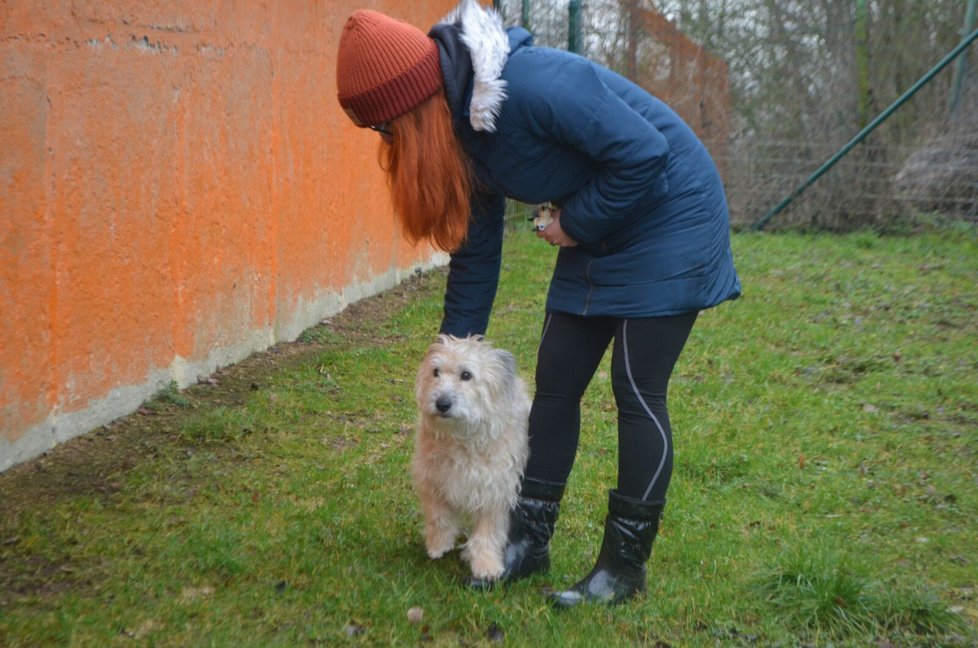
[336,10,443,128]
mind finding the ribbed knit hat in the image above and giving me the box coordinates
[336,10,443,128]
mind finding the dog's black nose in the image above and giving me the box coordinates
[435,396,452,413]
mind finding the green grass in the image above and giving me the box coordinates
[1,226,976,647]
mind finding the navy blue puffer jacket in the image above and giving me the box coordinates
[430,4,740,337]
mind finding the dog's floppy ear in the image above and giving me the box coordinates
[492,348,516,373]
[424,335,449,367]
[491,348,518,390]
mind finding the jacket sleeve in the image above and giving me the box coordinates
[439,190,506,337]
[523,59,671,245]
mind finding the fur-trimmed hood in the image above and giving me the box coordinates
[430,0,522,133]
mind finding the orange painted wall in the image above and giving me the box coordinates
[0,0,457,471]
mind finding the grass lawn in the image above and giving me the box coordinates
[1,225,976,647]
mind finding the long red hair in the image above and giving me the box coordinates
[379,89,473,252]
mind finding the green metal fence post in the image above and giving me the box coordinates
[950,0,978,113]
[568,0,582,54]
[750,26,978,232]
[855,0,870,127]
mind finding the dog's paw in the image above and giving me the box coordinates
[422,514,460,560]
[425,533,457,560]
[426,545,451,560]
[469,554,505,581]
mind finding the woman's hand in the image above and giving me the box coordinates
[535,209,578,248]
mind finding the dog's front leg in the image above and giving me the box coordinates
[464,506,509,580]
[419,487,461,559]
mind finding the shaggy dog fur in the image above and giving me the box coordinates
[412,335,530,581]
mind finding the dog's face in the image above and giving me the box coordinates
[416,335,518,434]
[530,202,557,231]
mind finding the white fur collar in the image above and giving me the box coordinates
[438,0,510,132]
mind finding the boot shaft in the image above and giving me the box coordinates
[600,490,664,577]
[509,477,564,551]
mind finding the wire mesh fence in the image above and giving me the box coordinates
[494,0,978,230]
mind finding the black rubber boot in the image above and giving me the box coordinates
[550,490,664,607]
[469,477,564,590]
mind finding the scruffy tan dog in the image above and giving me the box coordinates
[413,334,530,583]
[530,201,557,231]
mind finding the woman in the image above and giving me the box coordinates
[336,0,741,607]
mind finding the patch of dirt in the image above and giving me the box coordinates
[1,554,91,602]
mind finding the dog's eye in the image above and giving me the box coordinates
[460,371,473,381]
[433,368,440,378]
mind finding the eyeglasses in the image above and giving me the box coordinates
[368,121,392,137]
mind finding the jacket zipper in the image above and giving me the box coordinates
[582,259,596,315]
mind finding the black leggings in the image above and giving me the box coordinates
[525,311,698,503]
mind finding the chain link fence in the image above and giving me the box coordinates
[494,0,978,230]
